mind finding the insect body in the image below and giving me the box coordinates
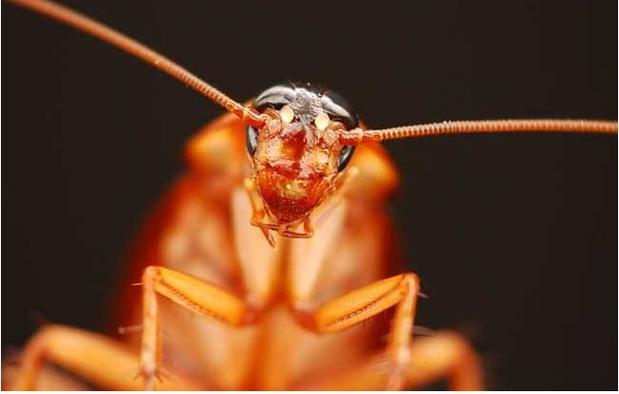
[4,0,616,391]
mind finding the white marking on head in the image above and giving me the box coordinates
[279,105,295,124]
[314,111,330,131]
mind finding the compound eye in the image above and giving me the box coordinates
[337,145,355,172]
[246,125,258,155]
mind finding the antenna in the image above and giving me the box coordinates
[6,0,266,128]
[340,119,617,144]
[8,0,616,142]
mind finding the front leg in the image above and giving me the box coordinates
[243,177,276,246]
[8,325,200,390]
[140,266,256,390]
[297,273,420,390]
[302,330,483,390]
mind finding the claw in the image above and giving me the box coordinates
[385,367,405,390]
[384,346,411,390]
[135,365,160,390]
[261,226,276,247]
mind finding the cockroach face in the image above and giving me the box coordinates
[246,83,358,227]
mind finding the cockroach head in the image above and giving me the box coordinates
[245,82,358,228]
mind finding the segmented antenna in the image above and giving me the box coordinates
[8,0,617,142]
[7,0,266,128]
[340,119,617,144]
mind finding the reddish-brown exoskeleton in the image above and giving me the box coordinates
[4,0,617,391]
[245,85,362,241]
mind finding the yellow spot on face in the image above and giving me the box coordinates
[315,111,330,131]
[280,181,306,199]
[279,105,295,123]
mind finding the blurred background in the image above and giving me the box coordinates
[2,0,617,390]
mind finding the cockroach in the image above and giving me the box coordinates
[3,0,617,390]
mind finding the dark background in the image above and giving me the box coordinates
[2,0,617,390]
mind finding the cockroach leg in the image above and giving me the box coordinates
[249,212,276,246]
[140,266,255,390]
[404,331,483,390]
[295,273,420,390]
[302,331,483,390]
[279,218,314,238]
[8,325,199,390]
[243,177,276,246]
